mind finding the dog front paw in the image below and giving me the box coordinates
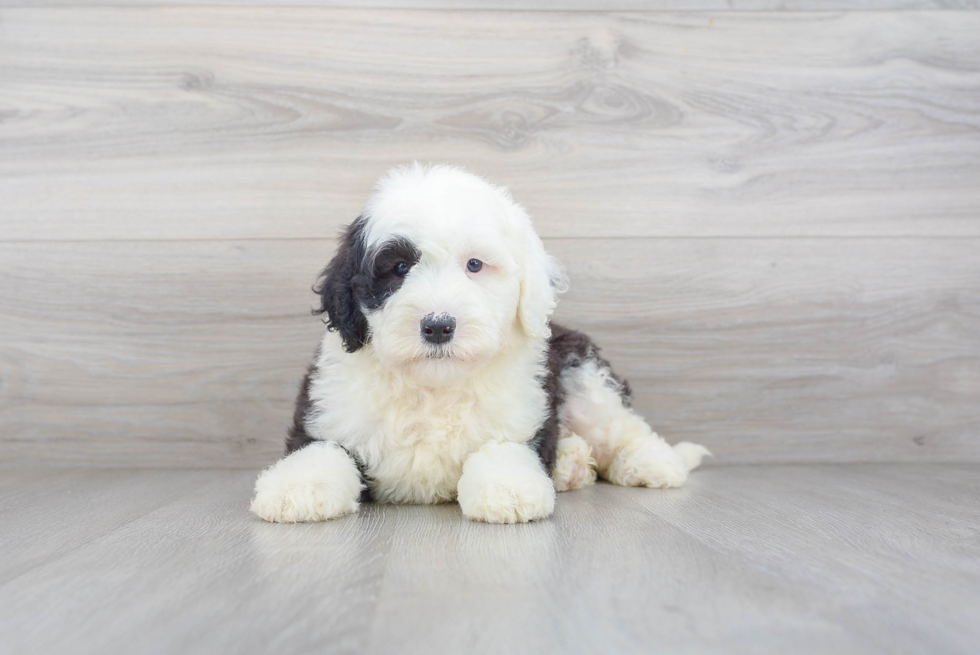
[457,442,556,524]
[251,441,363,523]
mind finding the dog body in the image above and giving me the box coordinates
[306,318,548,506]
[251,164,708,524]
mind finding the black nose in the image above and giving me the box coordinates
[421,313,456,345]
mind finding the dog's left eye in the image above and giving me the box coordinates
[392,262,410,277]
[466,259,483,273]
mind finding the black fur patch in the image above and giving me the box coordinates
[531,322,632,472]
[313,217,421,353]
[284,363,318,456]
[313,217,371,353]
[284,361,372,502]
[356,236,421,311]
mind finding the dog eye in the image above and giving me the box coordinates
[466,259,483,273]
[392,262,410,277]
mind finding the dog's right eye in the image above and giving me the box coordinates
[392,262,410,277]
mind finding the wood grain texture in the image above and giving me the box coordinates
[0,468,219,585]
[1,238,977,467]
[3,1,978,9]
[1,465,978,655]
[0,469,395,655]
[2,9,979,239]
[2,7,978,467]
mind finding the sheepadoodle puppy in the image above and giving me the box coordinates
[251,164,709,524]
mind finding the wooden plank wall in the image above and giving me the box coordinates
[1,3,978,467]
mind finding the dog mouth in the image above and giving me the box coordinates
[422,345,453,360]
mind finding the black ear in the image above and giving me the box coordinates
[313,216,370,353]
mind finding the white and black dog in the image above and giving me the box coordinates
[251,164,709,524]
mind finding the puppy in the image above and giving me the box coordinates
[251,164,709,524]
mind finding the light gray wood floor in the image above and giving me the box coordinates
[4,1,979,10]
[2,464,978,655]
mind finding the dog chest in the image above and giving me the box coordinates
[309,337,551,505]
[363,387,526,504]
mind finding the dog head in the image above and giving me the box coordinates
[314,164,564,385]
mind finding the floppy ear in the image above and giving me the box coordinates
[515,209,567,340]
[313,216,370,353]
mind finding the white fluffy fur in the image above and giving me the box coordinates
[304,164,557,511]
[251,441,362,523]
[552,434,597,492]
[457,442,556,524]
[251,163,708,524]
[560,359,711,488]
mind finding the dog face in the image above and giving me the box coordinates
[315,164,562,385]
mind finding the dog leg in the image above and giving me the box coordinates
[457,442,556,524]
[552,433,597,492]
[562,361,710,489]
[251,441,363,523]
